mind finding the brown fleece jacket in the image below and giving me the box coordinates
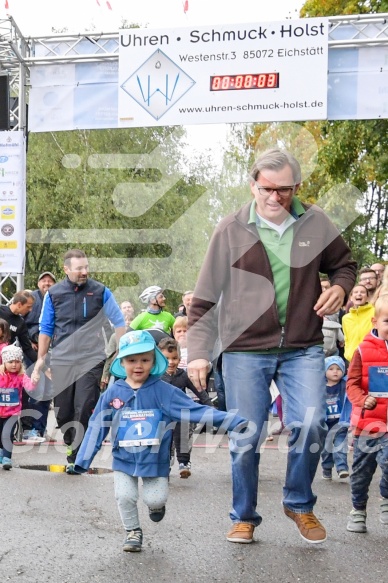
[188,200,357,362]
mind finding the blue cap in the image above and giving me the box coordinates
[325,355,346,375]
[110,330,168,379]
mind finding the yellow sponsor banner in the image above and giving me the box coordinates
[1,205,15,219]
[0,240,17,249]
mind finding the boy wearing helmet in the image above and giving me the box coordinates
[130,286,175,334]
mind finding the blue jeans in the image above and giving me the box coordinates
[0,416,18,459]
[21,368,53,436]
[223,347,327,525]
[351,434,388,510]
[321,419,349,472]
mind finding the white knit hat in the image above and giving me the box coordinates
[1,345,23,363]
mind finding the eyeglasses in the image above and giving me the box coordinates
[255,183,295,197]
[359,276,377,282]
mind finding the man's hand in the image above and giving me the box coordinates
[33,356,45,374]
[314,284,345,317]
[187,359,209,392]
[31,369,41,384]
[100,376,109,391]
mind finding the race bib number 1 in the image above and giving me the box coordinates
[118,409,163,447]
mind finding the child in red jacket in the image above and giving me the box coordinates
[0,345,39,470]
[346,295,388,533]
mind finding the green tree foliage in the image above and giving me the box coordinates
[27,127,197,306]
[299,0,388,265]
[301,0,388,17]
[25,125,237,312]
[226,1,388,267]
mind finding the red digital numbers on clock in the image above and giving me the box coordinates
[210,73,279,91]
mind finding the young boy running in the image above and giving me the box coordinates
[346,295,388,533]
[321,356,349,480]
[159,337,212,478]
[74,330,247,552]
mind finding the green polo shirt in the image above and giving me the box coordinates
[248,197,305,326]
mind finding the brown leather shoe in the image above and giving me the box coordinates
[284,507,327,543]
[226,523,254,543]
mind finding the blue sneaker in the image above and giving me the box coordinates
[123,528,143,552]
[2,457,12,470]
[66,463,80,475]
[149,506,166,522]
[23,429,45,443]
[0,448,3,464]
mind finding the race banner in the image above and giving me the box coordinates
[118,18,328,127]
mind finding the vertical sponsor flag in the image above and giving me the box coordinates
[183,1,189,13]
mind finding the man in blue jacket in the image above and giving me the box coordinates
[33,249,126,473]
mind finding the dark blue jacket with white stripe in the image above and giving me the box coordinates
[39,276,125,365]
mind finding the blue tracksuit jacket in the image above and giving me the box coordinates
[74,376,247,477]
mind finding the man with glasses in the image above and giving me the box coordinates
[187,148,356,545]
[370,263,385,285]
[358,267,379,298]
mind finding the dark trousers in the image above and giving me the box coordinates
[173,422,195,465]
[52,361,104,463]
[213,354,226,412]
[351,433,388,510]
[0,416,18,459]
[21,388,51,435]
[22,355,52,435]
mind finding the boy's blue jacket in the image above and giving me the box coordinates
[325,378,349,425]
[74,377,247,477]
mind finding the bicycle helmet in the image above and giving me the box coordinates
[139,286,164,304]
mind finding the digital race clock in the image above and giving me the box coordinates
[210,73,279,91]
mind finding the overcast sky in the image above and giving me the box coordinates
[1,0,304,35]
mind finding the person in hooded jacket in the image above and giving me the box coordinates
[74,330,247,553]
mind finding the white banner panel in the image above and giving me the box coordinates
[357,47,388,119]
[118,18,328,127]
[0,131,26,273]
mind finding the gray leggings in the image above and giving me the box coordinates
[114,471,169,531]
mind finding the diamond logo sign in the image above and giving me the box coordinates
[120,49,196,121]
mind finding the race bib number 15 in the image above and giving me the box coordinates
[0,388,20,407]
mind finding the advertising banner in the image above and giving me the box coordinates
[118,18,328,127]
[0,131,26,273]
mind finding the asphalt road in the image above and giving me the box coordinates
[1,419,386,583]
